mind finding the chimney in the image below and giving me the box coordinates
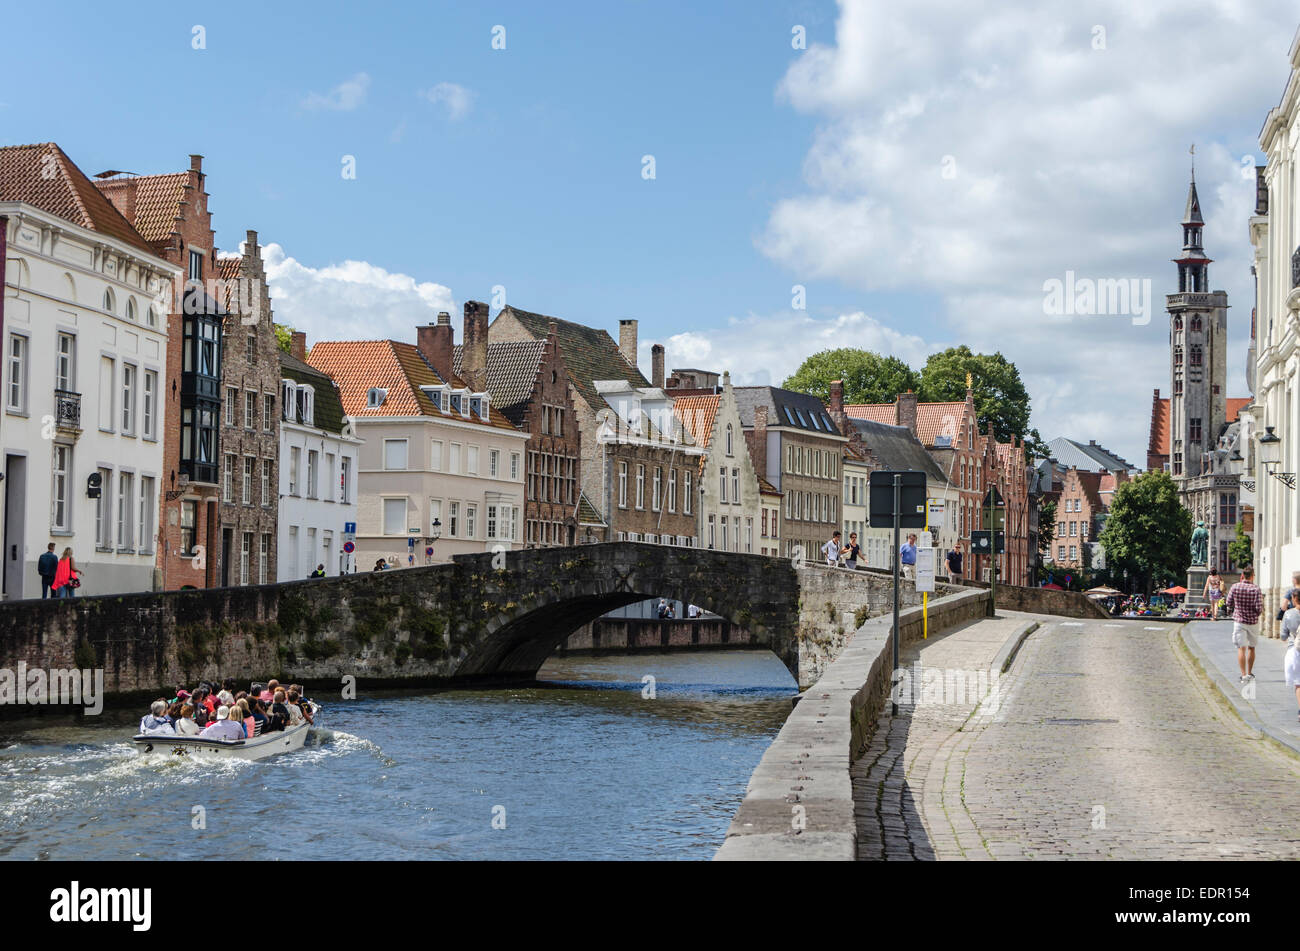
[463,300,490,391]
[190,154,203,174]
[829,379,844,416]
[896,390,918,436]
[418,312,455,382]
[290,331,307,361]
[751,404,769,478]
[245,230,259,259]
[618,318,638,370]
[651,344,665,388]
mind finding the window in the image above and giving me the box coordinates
[95,468,113,548]
[366,388,386,408]
[489,449,500,478]
[466,504,477,539]
[668,467,677,512]
[240,532,252,585]
[180,500,197,556]
[51,444,71,531]
[726,424,734,456]
[511,452,520,481]
[242,456,254,504]
[431,441,443,471]
[245,391,256,429]
[1069,545,1077,562]
[340,457,351,503]
[719,466,727,503]
[449,443,461,474]
[147,306,158,328]
[384,498,407,535]
[653,467,662,511]
[684,470,693,514]
[262,459,272,506]
[1057,521,1065,537]
[188,249,203,282]
[223,454,234,501]
[1069,522,1077,536]
[1219,493,1237,526]
[1190,344,1203,367]
[619,462,628,508]
[384,439,409,470]
[56,333,75,392]
[708,515,716,548]
[247,332,257,363]
[225,387,237,426]
[127,297,137,322]
[98,356,115,430]
[6,334,27,412]
[306,450,318,498]
[732,468,739,504]
[636,465,645,509]
[289,447,300,495]
[116,472,133,549]
[430,499,442,535]
[263,394,275,431]
[259,534,270,584]
[143,370,157,439]
[138,477,155,552]
[103,288,115,313]
[487,504,499,540]
[448,501,459,537]
[1189,417,1202,443]
[121,364,136,433]
[296,386,314,425]
[466,446,479,476]
[324,453,335,503]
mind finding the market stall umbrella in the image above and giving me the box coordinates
[1161,585,1188,595]
[1042,583,1064,590]
[1085,585,1120,596]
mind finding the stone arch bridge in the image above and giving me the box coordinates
[1,543,945,699]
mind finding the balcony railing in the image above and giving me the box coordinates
[54,389,81,432]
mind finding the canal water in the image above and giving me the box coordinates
[0,650,795,860]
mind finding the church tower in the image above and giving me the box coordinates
[1167,166,1229,486]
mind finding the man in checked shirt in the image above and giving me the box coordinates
[1225,565,1263,684]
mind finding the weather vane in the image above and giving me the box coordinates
[965,371,973,389]
[1190,143,1195,181]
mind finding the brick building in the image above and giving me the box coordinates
[214,233,280,585]
[1050,467,1106,569]
[444,306,581,547]
[94,155,224,589]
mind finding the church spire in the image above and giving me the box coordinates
[1174,160,1210,293]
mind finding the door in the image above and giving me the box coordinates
[3,456,27,599]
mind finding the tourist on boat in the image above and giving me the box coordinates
[50,547,80,598]
[264,689,292,732]
[235,698,258,737]
[165,701,184,724]
[249,697,271,734]
[175,705,200,735]
[259,679,280,703]
[139,700,175,735]
[290,685,315,724]
[199,705,245,741]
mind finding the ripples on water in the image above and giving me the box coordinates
[0,650,795,860]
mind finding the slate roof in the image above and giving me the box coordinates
[847,417,950,484]
[0,143,156,255]
[496,306,647,409]
[734,386,844,438]
[757,476,782,496]
[279,351,348,436]
[307,340,519,431]
[1045,437,1135,473]
[93,171,189,247]
[452,339,548,427]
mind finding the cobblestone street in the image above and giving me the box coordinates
[853,615,1300,859]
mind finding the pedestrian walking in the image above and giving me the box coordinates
[822,531,842,567]
[1203,568,1225,620]
[843,532,860,570]
[945,545,962,583]
[1225,566,1263,684]
[900,533,917,581]
[50,547,79,598]
[37,543,58,599]
[1284,601,1300,721]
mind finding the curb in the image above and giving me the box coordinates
[990,618,1040,675]
[1178,626,1300,758]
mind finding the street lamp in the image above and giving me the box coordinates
[1258,426,1295,489]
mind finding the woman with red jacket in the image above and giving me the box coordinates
[50,548,79,598]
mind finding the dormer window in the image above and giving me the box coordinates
[281,380,295,421]
[449,393,462,415]
[367,387,387,408]
[297,385,314,425]
[469,394,490,421]
[478,393,490,421]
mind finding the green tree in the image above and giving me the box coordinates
[916,345,1045,456]
[1096,471,1192,596]
[1228,519,1253,571]
[274,323,293,354]
[782,348,921,405]
[1037,497,1056,558]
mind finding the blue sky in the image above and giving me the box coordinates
[4,0,1298,465]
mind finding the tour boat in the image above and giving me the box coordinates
[132,705,320,762]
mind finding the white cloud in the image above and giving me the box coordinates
[420,82,475,120]
[261,243,455,344]
[301,72,371,111]
[763,0,1296,464]
[648,310,936,389]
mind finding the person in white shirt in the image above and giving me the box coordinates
[822,532,843,567]
[175,704,200,735]
[199,705,245,741]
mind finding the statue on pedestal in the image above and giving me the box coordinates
[1190,520,1209,567]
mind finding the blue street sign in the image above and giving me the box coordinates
[407,537,415,548]
[344,522,356,534]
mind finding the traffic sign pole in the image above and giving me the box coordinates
[922,498,929,640]
[988,483,997,616]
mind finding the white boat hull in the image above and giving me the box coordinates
[132,721,312,762]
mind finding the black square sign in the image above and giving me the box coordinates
[868,470,927,529]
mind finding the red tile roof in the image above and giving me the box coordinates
[307,339,520,431]
[94,171,189,247]
[672,395,719,449]
[0,143,156,254]
[845,399,969,446]
[1227,397,1251,423]
[844,404,895,424]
